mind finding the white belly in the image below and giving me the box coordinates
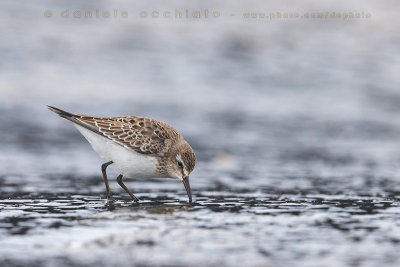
[74,125,159,178]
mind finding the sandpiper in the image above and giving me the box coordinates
[48,106,196,203]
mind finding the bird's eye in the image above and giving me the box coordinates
[177,161,183,168]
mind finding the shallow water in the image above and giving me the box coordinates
[1,172,400,266]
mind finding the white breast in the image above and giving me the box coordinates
[74,124,159,179]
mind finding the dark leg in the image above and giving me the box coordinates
[117,174,139,202]
[101,161,114,199]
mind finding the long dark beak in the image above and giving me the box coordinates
[182,176,192,204]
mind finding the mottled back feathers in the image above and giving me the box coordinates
[75,115,180,155]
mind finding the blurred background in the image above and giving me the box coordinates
[0,0,400,266]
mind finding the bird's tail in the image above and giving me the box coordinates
[47,105,75,119]
[47,105,100,134]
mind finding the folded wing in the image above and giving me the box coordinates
[48,106,178,155]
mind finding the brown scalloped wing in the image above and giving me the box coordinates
[75,116,179,155]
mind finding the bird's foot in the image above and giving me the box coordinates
[106,194,115,202]
[127,193,139,203]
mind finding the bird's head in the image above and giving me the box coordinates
[165,139,196,203]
